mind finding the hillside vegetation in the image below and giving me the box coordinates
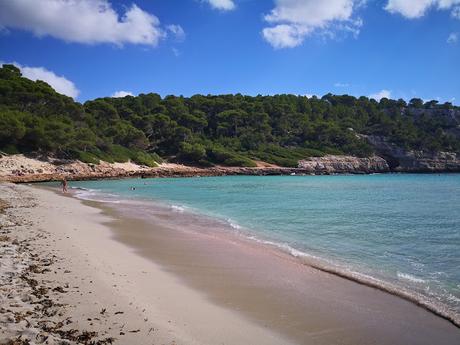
[1,64,459,167]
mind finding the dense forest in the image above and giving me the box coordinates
[1,64,459,167]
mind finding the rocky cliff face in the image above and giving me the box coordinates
[0,154,392,183]
[364,135,460,172]
[1,148,458,184]
[298,155,389,174]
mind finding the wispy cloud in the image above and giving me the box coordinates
[203,0,236,11]
[369,89,391,101]
[112,90,134,98]
[167,24,186,42]
[447,32,458,44]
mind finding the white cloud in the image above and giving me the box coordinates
[369,89,392,101]
[0,0,171,46]
[447,32,458,44]
[112,91,134,98]
[262,0,364,49]
[453,6,460,17]
[1,62,79,98]
[334,82,350,87]
[385,0,460,19]
[204,0,236,11]
[262,24,312,49]
[167,24,186,41]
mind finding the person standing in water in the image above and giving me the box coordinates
[61,177,68,193]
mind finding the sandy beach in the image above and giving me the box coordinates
[0,183,290,345]
[1,182,459,344]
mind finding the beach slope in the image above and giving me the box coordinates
[0,183,291,345]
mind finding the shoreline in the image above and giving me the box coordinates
[71,182,460,329]
[69,186,460,344]
[92,190,460,330]
[2,183,459,344]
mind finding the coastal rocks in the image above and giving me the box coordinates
[297,155,390,174]
[364,135,460,172]
[0,154,154,183]
[0,154,390,183]
[1,147,459,184]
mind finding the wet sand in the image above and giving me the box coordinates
[94,195,460,345]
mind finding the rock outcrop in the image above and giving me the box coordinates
[364,135,460,172]
[1,148,458,184]
[0,154,391,183]
[0,154,156,182]
[298,155,389,174]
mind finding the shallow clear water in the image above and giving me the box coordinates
[63,174,460,318]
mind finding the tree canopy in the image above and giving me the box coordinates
[0,64,459,167]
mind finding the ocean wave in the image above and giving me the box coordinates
[397,272,426,284]
[171,205,186,212]
[70,186,91,191]
[72,188,122,204]
[227,219,242,230]
[241,235,459,327]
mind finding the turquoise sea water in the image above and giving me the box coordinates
[64,174,460,322]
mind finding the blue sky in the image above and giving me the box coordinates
[0,0,459,104]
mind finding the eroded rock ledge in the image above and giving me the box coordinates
[364,135,460,172]
[0,151,459,184]
[298,155,389,174]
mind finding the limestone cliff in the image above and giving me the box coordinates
[364,135,460,172]
[298,155,389,174]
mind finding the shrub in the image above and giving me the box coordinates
[1,144,19,155]
[178,142,206,162]
[223,157,256,167]
[206,146,234,163]
[75,151,100,164]
[131,151,158,167]
[107,145,131,162]
[149,152,163,164]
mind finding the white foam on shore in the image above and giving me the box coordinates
[71,187,122,204]
[244,232,460,327]
[397,272,427,284]
[171,205,186,212]
[227,219,242,230]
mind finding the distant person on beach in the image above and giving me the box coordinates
[61,178,68,193]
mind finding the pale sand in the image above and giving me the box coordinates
[0,184,291,345]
